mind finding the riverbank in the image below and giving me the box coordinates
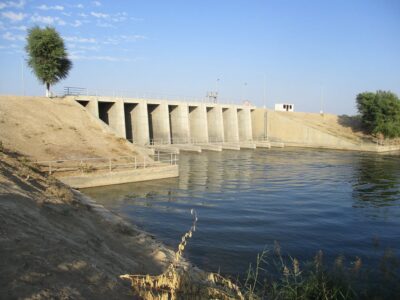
[261,110,400,153]
[0,147,175,299]
[82,149,400,299]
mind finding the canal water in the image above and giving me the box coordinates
[82,148,400,276]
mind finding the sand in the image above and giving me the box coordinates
[0,96,144,161]
[276,111,369,143]
[0,147,174,299]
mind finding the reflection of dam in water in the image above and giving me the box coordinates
[82,149,400,276]
[83,148,400,203]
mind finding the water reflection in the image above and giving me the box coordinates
[351,153,400,222]
[82,148,400,275]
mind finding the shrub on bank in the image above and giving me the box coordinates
[356,91,400,139]
[241,243,400,300]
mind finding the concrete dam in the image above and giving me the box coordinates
[68,95,397,153]
[71,96,273,151]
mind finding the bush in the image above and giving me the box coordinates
[356,91,400,138]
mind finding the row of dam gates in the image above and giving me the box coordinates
[71,96,276,151]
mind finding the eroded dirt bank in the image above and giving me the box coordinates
[0,148,174,299]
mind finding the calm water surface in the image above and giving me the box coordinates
[82,148,400,275]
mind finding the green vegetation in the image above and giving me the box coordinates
[241,242,400,300]
[356,91,400,138]
[25,26,72,97]
[122,211,400,299]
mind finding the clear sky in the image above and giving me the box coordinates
[0,0,399,114]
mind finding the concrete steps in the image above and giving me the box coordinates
[197,144,223,152]
[149,141,283,153]
[219,143,240,150]
[151,145,180,154]
[173,144,202,153]
[254,141,271,148]
[270,142,285,148]
[239,142,256,149]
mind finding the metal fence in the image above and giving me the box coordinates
[64,86,87,96]
[144,137,262,146]
[37,151,178,176]
[61,86,252,106]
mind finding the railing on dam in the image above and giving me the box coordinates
[145,137,264,146]
[37,151,178,176]
[64,86,87,96]
[62,86,250,106]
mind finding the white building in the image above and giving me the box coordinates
[275,103,294,112]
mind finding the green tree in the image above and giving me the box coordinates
[25,26,72,97]
[356,91,400,138]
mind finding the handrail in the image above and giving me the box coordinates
[145,137,260,146]
[37,151,178,175]
[61,86,254,106]
[64,86,87,96]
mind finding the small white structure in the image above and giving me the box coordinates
[275,103,294,112]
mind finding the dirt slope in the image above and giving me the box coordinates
[276,111,369,143]
[0,147,173,299]
[0,96,141,161]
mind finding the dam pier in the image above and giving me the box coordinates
[71,95,272,152]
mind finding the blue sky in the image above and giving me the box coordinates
[0,0,399,114]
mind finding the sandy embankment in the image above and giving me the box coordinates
[0,147,175,299]
[0,96,150,161]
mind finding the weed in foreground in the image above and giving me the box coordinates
[240,241,400,300]
[120,210,244,299]
[120,212,400,300]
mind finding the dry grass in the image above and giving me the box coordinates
[120,210,244,299]
[44,183,73,204]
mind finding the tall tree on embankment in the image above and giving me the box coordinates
[356,91,400,139]
[25,26,72,97]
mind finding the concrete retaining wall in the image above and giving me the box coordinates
[60,165,179,188]
[266,110,358,148]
